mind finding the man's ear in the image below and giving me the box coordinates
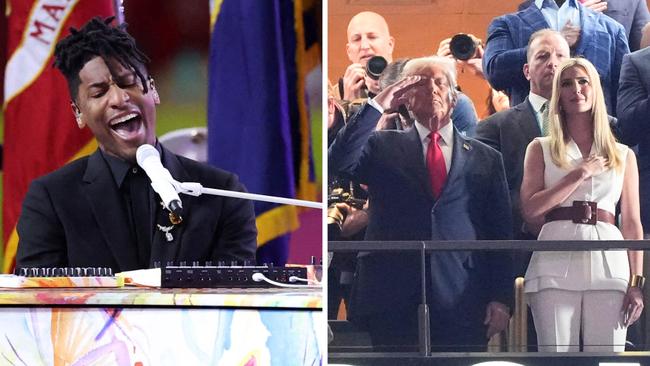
[346,42,354,63]
[71,101,85,129]
[149,77,160,104]
[523,63,531,81]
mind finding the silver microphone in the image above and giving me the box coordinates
[136,144,183,218]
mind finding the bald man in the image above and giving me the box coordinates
[340,11,395,101]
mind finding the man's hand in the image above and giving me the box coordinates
[561,21,581,48]
[581,0,607,13]
[436,37,454,59]
[342,63,366,101]
[484,301,510,339]
[373,75,427,112]
[340,204,369,238]
[376,111,401,130]
[622,286,644,326]
[327,96,342,129]
[437,34,485,78]
[457,35,485,78]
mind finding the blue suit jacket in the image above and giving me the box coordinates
[518,0,650,51]
[616,47,650,232]
[329,104,513,343]
[483,4,629,115]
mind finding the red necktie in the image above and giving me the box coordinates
[426,132,447,198]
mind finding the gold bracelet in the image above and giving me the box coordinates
[631,274,645,289]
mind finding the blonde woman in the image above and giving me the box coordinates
[520,58,644,352]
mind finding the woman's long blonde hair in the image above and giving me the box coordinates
[547,57,622,171]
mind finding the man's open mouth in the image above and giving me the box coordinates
[110,113,143,139]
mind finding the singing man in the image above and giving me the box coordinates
[15,17,257,272]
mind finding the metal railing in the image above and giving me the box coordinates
[328,239,650,358]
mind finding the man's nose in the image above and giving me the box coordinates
[360,36,371,49]
[549,53,562,68]
[429,80,440,94]
[108,84,130,107]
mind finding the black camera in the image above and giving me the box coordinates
[365,55,388,80]
[327,188,366,239]
[449,34,477,61]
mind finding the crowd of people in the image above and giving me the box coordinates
[328,0,650,352]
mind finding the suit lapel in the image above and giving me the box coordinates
[521,5,550,30]
[82,150,139,270]
[402,127,434,199]
[517,99,542,142]
[440,129,470,198]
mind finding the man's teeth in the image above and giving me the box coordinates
[113,113,138,125]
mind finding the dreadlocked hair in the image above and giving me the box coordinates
[53,16,151,100]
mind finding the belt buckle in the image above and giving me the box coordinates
[572,200,597,225]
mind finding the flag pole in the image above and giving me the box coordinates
[113,0,124,24]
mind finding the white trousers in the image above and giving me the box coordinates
[528,288,627,352]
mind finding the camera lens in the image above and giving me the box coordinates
[366,56,388,80]
[449,34,476,61]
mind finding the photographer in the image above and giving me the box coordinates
[437,33,485,78]
[437,33,504,122]
[340,11,394,102]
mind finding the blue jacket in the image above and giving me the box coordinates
[483,4,629,115]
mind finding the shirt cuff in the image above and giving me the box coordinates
[367,98,384,114]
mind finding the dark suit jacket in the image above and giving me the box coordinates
[16,146,257,272]
[483,4,629,115]
[476,99,540,241]
[617,47,650,231]
[329,104,513,345]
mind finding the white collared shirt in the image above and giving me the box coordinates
[367,98,453,172]
[528,92,549,133]
[535,0,581,31]
[415,120,453,174]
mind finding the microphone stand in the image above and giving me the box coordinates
[174,181,323,209]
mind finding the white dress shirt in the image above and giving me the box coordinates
[368,98,453,173]
[414,120,453,174]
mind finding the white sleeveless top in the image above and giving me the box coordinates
[524,137,629,294]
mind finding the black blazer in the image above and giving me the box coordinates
[16,146,257,272]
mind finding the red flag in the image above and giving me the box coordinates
[3,0,115,273]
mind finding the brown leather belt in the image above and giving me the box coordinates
[545,200,615,225]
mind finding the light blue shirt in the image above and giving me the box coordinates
[535,0,581,31]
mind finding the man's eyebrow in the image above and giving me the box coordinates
[87,81,109,89]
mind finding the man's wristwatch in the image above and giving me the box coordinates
[631,274,645,289]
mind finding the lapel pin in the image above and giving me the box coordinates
[157,224,175,242]
[463,142,471,151]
